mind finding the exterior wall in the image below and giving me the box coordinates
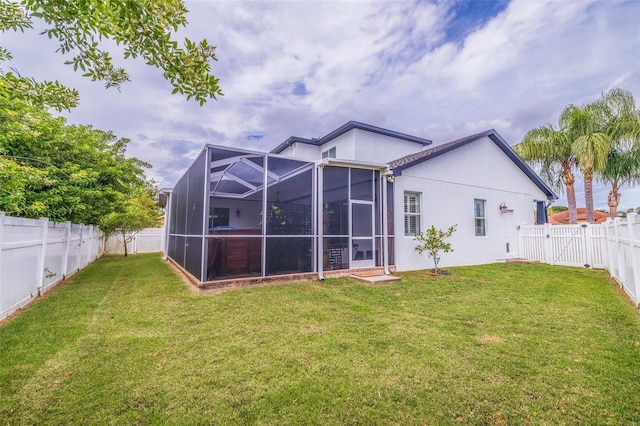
[393,136,550,271]
[279,143,320,161]
[323,132,356,160]
[281,129,427,164]
[278,145,295,157]
[353,129,427,164]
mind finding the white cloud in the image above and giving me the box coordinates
[1,0,639,209]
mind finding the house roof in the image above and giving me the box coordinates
[388,129,558,200]
[548,208,608,225]
[270,121,432,154]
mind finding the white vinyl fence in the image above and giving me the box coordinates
[518,213,640,306]
[103,228,163,254]
[0,212,104,320]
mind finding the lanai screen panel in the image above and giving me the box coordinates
[186,152,206,236]
[185,151,207,280]
[265,157,314,275]
[386,180,395,265]
[206,148,264,281]
[168,166,188,266]
[350,168,374,201]
[323,167,349,271]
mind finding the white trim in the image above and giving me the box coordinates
[317,163,325,280]
[261,155,269,278]
[201,148,210,282]
[317,157,389,170]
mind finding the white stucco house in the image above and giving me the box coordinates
[162,121,555,287]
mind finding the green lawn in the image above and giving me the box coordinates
[1,254,639,425]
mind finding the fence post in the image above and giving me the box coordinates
[0,212,5,310]
[614,218,625,287]
[581,224,591,268]
[37,217,49,296]
[79,225,85,268]
[626,213,639,305]
[61,222,71,278]
[604,220,613,274]
[87,225,94,263]
[543,222,551,264]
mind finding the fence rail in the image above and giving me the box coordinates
[0,212,104,320]
[518,213,640,306]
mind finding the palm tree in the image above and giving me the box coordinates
[517,88,639,224]
[600,148,640,217]
[595,88,640,217]
[565,104,611,224]
[515,121,579,224]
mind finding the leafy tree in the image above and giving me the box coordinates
[548,205,568,215]
[100,187,158,256]
[515,120,579,224]
[0,0,222,110]
[414,225,457,275]
[0,94,150,224]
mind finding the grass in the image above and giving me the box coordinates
[1,254,639,425]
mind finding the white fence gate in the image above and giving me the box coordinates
[0,212,104,320]
[518,213,640,306]
[103,228,163,254]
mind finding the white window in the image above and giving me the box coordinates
[404,192,421,236]
[474,199,486,236]
[322,147,336,159]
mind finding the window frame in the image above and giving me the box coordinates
[321,146,336,159]
[474,199,486,237]
[404,191,421,236]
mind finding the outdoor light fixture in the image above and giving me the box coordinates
[499,202,509,213]
[236,208,241,217]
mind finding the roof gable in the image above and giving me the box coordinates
[389,129,557,200]
[271,121,432,154]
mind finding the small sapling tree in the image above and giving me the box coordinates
[100,188,158,256]
[414,224,457,275]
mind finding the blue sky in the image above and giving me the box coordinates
[2,0,640,210]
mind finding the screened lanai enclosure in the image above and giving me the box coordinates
[165,145,394,284]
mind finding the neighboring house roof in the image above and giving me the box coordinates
[388,129,558,200]
[270,121,432,154]
[549,208,608,225]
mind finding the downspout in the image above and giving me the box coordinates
[381,171,392,275]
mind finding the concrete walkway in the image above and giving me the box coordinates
[350,272,401,285]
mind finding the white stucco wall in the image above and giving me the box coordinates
[278,143,319,161]
[278,145,295,157]
[353,129,427,164]
[281,129,427,163]
[393,136,550,271]
[323,132,356,160]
